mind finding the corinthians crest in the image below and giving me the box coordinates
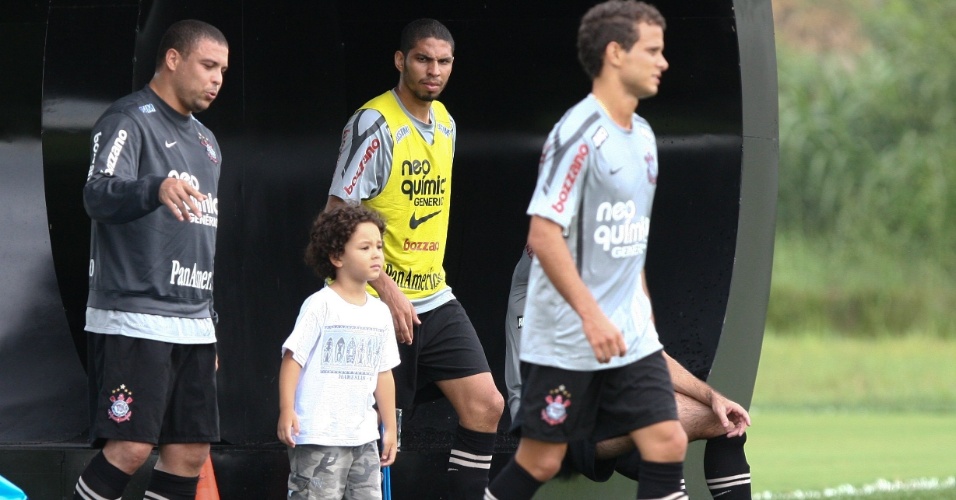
[198,132,219,164]
[540,385,572,426]
[108,384,134,423]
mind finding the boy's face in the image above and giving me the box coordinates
[332,222,384,283]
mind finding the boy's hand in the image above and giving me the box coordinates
[380,428,398,466]
[277,410,300,447]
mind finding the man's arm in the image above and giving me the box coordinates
[527,215,626,363]
[324,195,420,344]
[662,351,751,437]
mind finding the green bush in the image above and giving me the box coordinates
[771,1,956,337]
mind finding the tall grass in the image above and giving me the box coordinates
[772,0,956,339]
[768,235,956,338]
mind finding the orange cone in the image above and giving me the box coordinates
[195,453,220,500]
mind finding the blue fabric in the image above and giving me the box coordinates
[0,474,26,500]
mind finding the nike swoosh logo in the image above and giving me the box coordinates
[165,141,177,148]
[409,210,441,229]
[609,166,623,174]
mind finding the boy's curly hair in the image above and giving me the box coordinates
[304,204,386,281]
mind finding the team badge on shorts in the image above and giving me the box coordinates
[108,384,134,423]
[541,385,572,426]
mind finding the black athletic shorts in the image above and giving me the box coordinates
[87,333,220,446]
[394,300,491,409]
[517,349,677,444]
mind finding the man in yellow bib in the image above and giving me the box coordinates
[325,18,504,500]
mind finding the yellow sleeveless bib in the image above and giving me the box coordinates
[362,92,454,300]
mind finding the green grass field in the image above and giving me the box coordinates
[748,335,956,497]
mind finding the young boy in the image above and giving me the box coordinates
[277,204,400,500]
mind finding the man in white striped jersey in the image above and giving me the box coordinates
[505,246,752,498]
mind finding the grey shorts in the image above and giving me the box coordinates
[287,442,382,499]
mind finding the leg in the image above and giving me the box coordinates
[630,421,688,499]
[76,334,166,499]
[344,442,384,500]
[287,445,351,500]
[73,439,153,500]
[437,373,505,500]
[598,389,727,482]
[437,372,504,433]
[485,438,565,500]
[141,442,209,500]
[156,442,210,476]
[145,343,219,499]
[414,301,504,499]
[704,433,751,499]
[104,439,155,474]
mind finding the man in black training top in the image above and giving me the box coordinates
[74,19,228,500]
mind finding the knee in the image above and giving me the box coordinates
[660,425,688,462]
[179,447,210,472]
[467,388,505,426]
[640,423,688,463]
[516,453,563,482]
[103,441,154,474]
[157,443,210,476]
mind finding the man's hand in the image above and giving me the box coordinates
[159,177,205,221]
[377,278,420,345]
[710,391,752,438]
[582,313,627,363]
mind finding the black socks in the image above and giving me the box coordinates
[484,459,543,500]
[448,425,496,500]
[704,433,751,499]
[74,451,132,500]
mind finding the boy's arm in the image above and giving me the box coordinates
[374,370,398,466]
[277,351,303,447]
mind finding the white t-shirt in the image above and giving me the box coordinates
[281,287,401,446]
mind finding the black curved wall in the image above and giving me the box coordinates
[0,1,776,498]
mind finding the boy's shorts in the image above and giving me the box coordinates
[87,332,219,445]
[394,300,491,408]
[517,349,678,444]
[287,442,382,500]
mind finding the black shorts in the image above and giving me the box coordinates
[517,349,677,444]
[394,300,491,409]
[87,333,219,445]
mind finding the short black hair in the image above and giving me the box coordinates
[399,18,455,55]
[155,19,228,69]
[578,0,666,79]
[304,204,386,282]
